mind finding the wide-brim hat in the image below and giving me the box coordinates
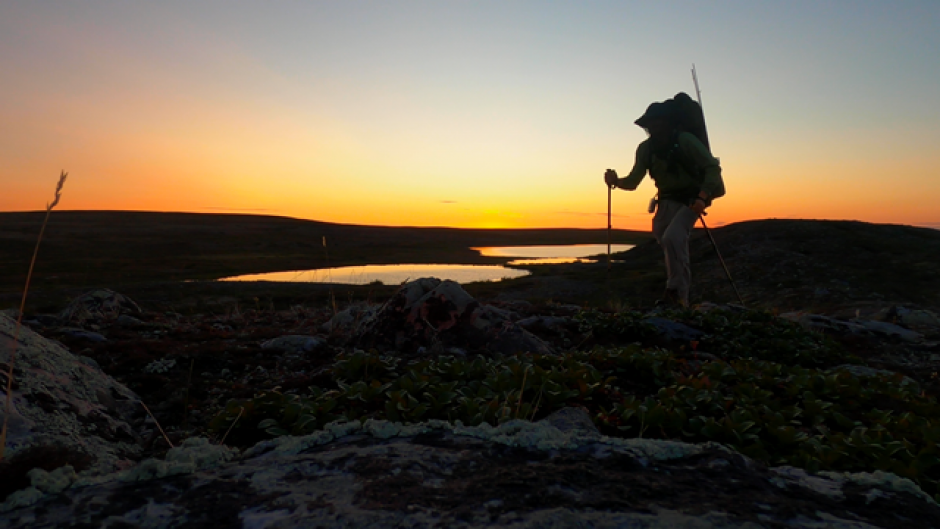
[635,101,677,128]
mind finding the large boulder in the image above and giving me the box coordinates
[350,278,554,356]
[0,314,143,482]
[875,306,940,334]
[57,289,142,327]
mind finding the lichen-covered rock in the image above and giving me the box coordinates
[780,312,924,343]
[355,278,554,356]
[875,306,940,333]
[0,313,143,476]
[516,315,576,338]
[0,309,21,320]
[114,314,145,328]
[58,289,142,326]
[260,335,327,355]
[899,309,940,332]
[780,312,865,335]
[643,317,705,342]
[58,327,108,343]
[28,465,77,494]
[852,319,924,343]
[321,303,378,335]
[3,419,938,527]
[828,364,920,391]
[115,437,236,484]
[537,407,599,436]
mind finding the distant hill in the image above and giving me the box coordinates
[0,211,649,291]
[614,219,940,312]
[3,212,935,313]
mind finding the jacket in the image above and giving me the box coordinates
[614,131,725,202]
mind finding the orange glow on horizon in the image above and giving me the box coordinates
[7,137,937,231]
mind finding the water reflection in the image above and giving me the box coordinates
[474,244,634,265]
[220,244,636,284]
[220,264,529,285]
[507,257,599,265]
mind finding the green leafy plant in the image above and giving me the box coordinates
[210,309,940,500]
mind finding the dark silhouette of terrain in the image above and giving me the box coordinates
[2,212,938,315]
[0,210,648,294]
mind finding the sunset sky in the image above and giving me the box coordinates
[2,1,939,230]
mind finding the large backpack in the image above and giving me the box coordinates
[646,92,719,201]
[669,92,710,152]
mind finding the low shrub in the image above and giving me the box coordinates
[210,309,939,499]
[576,307,854,367]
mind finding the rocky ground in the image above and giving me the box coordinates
[2,281,940,527]
[1,219,940,527]
[6,418,940,528]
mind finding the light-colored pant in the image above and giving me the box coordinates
[652,199,699,303]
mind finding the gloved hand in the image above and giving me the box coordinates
[604,169,618,187]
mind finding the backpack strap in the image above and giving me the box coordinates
[648,132,706,205]
[648,131,700,180]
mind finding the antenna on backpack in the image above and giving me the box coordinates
[691,64,704,109]
[689,63,746,307]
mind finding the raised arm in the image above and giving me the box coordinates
[613,139,651,191]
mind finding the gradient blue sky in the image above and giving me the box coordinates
[2,1,938,229]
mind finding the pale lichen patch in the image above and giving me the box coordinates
[820,469,937,505]
[28,465,77,494]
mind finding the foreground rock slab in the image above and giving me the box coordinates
[3,419,937,528]
[0,313,143,476]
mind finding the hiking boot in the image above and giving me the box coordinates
[659,288,688,308]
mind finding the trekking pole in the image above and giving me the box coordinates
[698,214,745,306]
[691,65,744,307]
[607,184,612,273]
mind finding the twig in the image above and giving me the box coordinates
[182,357,195,426]
[515,366,530,419]
[1,171,67,462]
[528,386,544,422]
[219,407,245,446]
[141,401,174,448]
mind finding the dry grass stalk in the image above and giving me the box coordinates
[219,406,244,446]
[529,386,544,422]
[1,171,68,462]
[182,357,195,426]
[140,401,174,448]
[514,366,530,419]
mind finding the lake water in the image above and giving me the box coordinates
[219,243,635,285]
[474,244,635,265]
[220,264,528,285]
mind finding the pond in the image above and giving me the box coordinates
[219,264,528,285]
[474,244,635,265]
[219,243,635,285]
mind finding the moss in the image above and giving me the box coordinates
[0,443,92,503]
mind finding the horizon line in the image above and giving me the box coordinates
[1,208,938,232]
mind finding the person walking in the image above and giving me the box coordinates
[604,96,725,307]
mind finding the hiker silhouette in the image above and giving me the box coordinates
[605,94,726,306]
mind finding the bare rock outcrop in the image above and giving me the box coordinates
[3,418,938,527]
[57,289,142,327]
[341,278,555,357]
[0,313,143,480]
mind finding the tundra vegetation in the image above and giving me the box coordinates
[210,307,940,500]
[2,205,940,513]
